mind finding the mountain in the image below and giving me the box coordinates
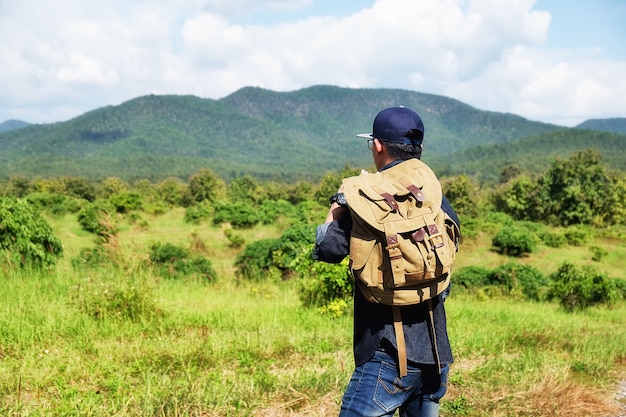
[576,118,626,135]
[0,86,622,183]
[0,119,30,133]
[430,129,626,183]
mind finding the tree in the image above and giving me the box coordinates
[155,177,188,206]
[227,175,266,204]
[99,177,129,199]
[4,175,31,198]
[188,168,226,204]
[493,175,546,222]
[539,150,623,226]
[442,174,479,218]
[493,150,625,226]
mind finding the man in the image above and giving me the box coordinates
[313,106,460,417]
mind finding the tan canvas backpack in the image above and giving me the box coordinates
[342,158,460,376]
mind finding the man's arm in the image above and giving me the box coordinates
[312,198,351,263]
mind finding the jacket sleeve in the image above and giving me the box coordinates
[312,215,352,263]
[441,195,461,231]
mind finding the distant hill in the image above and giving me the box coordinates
[576,118,626,135]
[429,129,626,183]
[0,119,30,133]
[0,86,623,183]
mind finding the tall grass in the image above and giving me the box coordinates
[1,210,625,416]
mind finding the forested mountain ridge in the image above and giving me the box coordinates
[0,86,623,183]
[576,117,626,135]
[0,119,30,133]
[431,129,626,183]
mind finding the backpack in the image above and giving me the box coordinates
[342,158,460,376]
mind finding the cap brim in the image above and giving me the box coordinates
[356,133,374,139]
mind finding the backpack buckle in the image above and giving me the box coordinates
[427,225,445,249]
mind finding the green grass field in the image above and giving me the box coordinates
[1,210,625,416]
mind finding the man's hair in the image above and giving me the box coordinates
[384,141,423,160]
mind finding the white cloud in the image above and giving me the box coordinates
[0,0,624,126]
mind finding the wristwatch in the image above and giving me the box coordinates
[329,192,347,206]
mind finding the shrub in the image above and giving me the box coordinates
[73,274,163,321]
[590,246,608,262]
[26,192,83,216]
[213,201,261,228]
[0,197,63,269]
[271,224,316,271]
[234,238,281,280]
[492,225,536,256]
[149,242,217,282]
[614,279,626,299]
[453,266,491,290]
[295,200,327,224]
[548,262,618,311]
[184,202,213,224]
[564,225,592,246]
[71,245,112,269]
[488,263,548,301]
[77,201,117,236]
[234,223,316,281]
[224,228,245,248]
[109,191,143,213]
[541,231,567,248]
[258,199,298,224]
[297,251,353,309]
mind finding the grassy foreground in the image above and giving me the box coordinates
[1,210,625,416]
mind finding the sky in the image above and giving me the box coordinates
[1,0,625,127]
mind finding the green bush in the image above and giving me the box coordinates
[297,251,353,309]
[213,201,261,228]
[183,202,213,224]
[271,224,316,271]
[564,225,592,246]
[0,197,64,269]
[73,274,163,321]
[590,246,608,262]
[25,192,83,216]
[109,191,143,213]
[258,199,298,224]
[234,223,316,281]
[492,225,536,256]
[488,263,548,301]
[77,201,117,236]
[541,231,567,248]
[71,245,112,269]
[548,262,618,311]
[614,279,626,299]
[234,238,282,280]
[453,266,491,290]
[149,242,217,282]
[224,228,245,248]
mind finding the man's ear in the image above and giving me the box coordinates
[374,138,385,153]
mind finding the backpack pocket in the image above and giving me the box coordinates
[349,234,383,288]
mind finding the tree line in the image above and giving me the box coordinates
[1,149,625,311]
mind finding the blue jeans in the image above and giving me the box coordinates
[339,350,449,417]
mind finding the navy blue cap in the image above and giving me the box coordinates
[357,106,424,145]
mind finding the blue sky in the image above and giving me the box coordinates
[537,0,626,59]
[1,0,624,126]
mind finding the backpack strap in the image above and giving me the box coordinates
[370,185,398,211]
[385,231,406,286]
[427,299,442,374]
[392,306,408,377]
[392,301,442,379]
[397,177,425,203]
